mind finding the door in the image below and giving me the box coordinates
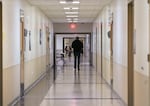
[96,28,98,71]
[0,2,2,106]
[46,27,50,69]
[20,10,25,97]
[101,23,103,78]
[128,2,134,106]
[53,34,56,80]
[110,20,113,87]
[148,0,150,106]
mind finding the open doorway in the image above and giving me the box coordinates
[0,2,2,106]
[55,34,90,66]
[128,1,134,106]
[53,33,92,78]
[20,9,25,97]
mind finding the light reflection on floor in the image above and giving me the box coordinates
[15,56,125,106]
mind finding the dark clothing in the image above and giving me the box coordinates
[72,39,83,70]
[72,39,83,54]
[74,53,80,70]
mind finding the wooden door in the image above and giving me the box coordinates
[20,14,25,97]
[0,2,2,106]
[101,23,103,78]
[46,27,50,69]
[148,0,150,106]
[128,2,134,106]
[110,20,113,87]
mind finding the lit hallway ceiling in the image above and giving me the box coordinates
[27,0,112,23]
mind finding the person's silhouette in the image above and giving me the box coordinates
[72,37,83,71]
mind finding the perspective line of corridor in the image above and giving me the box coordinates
[14,57,125,106]
[1,0,150,106]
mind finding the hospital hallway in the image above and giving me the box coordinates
[14,57,125,106]
[1,0,150,106]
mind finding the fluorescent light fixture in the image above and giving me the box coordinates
[73,20,78,22]
[72,7,79,10]
[68,20,72,22]
[65,12,78,14]
[66,18,72,20]
[64,7,79,10]
[64,7,70,10]
[60,1,66,4]
[73,18,79,20]
[66,15,78,17]
[72,1,80,4]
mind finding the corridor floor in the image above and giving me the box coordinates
[15,57,125,106]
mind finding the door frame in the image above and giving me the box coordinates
[53,33,92,79]
[110,19,114,87]
[0,2,2,106]
[96,27,98,72]
[101,22,103,78]
[128,1,134,106]
[20,9,25,97]
[46,27,50,69]
[148,1,150,106]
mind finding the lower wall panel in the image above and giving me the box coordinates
[94,54,149,106]
[102,57,111,84]
[24,55,47,89]
[109,61,149,106]
[3,55,47,106]
[113,62,128,104]
[3,65,20,106]
[134,71,149,106]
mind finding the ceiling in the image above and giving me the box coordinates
[27,0,112,23]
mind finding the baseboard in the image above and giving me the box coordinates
[103,78,127,106]
[8,65,53,106]
[24,72,47,95]
[8,96,20,106]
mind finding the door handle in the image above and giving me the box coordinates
[148,54,150,62]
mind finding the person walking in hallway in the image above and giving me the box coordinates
[72,37,83,71]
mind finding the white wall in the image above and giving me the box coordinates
[54,23,92,33]
[94,0,149,105]
[134,0,149,76]
[2,0,53,105]
[56,36,63,51]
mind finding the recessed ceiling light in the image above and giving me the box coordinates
[68,20,72,22]
[64,7,70,10]
[60,1,66,4]
[72,7,79,10]
[65,12,78,14]
[64,7,79,10]
[66,18,72,20]
[72,1,80,4]
[66,15,78,17]
[73,18,79,20]
[73,20,78,22]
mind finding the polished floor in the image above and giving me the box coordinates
[15,56,125,106]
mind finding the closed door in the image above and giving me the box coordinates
[128,2,134,106]
[101,23,103,78]
[46,27,50,68]
[110,20,113,87]
[20,14,25,97]
[0,2,2,106]
[149,1,150,105]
